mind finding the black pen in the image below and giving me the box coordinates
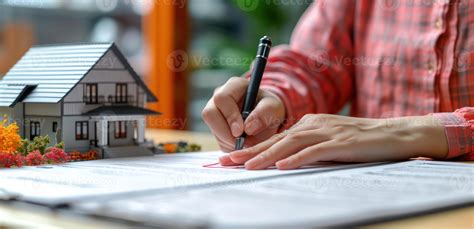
[235,36,272,150]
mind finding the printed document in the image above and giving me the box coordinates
[0,151,362,204]
[75,160,474,228]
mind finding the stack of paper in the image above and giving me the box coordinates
[74,160,474,227]
[0,152,472,227]
[0,152,362,205]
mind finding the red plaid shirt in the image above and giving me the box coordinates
[259,0,474,160]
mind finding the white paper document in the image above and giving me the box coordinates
[75,160,474,228]
[0,151,363,204]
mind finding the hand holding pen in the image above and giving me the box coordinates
[235,36,272,150]
[202,36,286,153]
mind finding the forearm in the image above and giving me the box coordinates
[225,114,452,170]
[381,116,448,159]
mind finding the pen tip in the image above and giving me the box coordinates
[234,138,245,151]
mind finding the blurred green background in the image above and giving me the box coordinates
[0,0,310,131]
[189,0,309,130]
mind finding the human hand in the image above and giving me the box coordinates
[202,77,286,152]
[219,114,448,169]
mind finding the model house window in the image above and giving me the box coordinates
[52,122,58,132]
[30,121,40,140]
[115,121,127,138]
[76,121,89,140]
[116,83,128,103]
[85,84,98,104]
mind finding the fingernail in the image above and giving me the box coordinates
[276,159,289,169]
[219,155,233,165]
[245,120,262,135]
[219,155,229,163]
[245,156,263,170]
[231,122,241,137]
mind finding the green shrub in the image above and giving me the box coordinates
[17,135,53,155]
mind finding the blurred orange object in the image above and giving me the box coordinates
[0,23,35,76]
[0,115,21,154]
[143,1,190,130]
[163,143,178,154]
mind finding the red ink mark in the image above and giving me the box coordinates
[202,162,245,169]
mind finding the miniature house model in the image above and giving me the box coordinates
[0,43,159,158]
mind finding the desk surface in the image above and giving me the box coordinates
[0,129,472,228]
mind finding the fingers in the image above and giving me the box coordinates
[215,134,235,152]
[229,132,287,164]
[202,77,249,151]
[244,90,285,136]
[244,130,329,170]
[219,155,241,166]
[220,127,279,165]
[203,76,287,154]
[243,127,279,148]
[213,77,248,137]
[202,101,235,152]
[276,140,341,170]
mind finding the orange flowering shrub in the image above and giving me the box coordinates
[68,151,82,161]
[0,115,21,154]
[82,150,98,160]
[68,150,98,162]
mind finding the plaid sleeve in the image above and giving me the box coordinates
[432,107,474,161]
[249,1,355,130]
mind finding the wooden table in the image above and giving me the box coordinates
[0,129,472,228]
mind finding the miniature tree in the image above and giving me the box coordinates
[0,115,21,154]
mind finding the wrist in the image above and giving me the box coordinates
[398,116,448,159]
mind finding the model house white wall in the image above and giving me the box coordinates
[59,50,146,152]
[25,103,61,116]
[63,50,145,115]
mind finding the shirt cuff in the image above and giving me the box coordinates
[431,112,472,159]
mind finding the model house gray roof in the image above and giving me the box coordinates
[0,43,157,107]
